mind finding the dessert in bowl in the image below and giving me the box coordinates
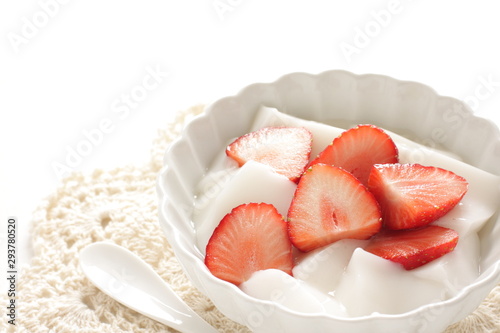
[157,70,500,333]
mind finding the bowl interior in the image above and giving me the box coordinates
[158,70,500,332]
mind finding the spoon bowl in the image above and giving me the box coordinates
[79,241,218,333]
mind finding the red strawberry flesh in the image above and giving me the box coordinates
[287,164,382,252]
[365,225,459,270]
[205,203,293,285]
[367,163,468,230]
[310,124,398,185]
[226,127,312,183]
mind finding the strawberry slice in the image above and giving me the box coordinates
[226,127,312,183]
[310,124,398,185]
[367,164,468,230]
[364,225,459,270]
[287,164,382,252]
[205,202,293,285]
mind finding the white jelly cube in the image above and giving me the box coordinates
[240,269,348,316]
[335,248,445,316]
[293,239,368,294]
[194,160,296,254]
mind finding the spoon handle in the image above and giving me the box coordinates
[80,242,219,333]
[121,285,218,333]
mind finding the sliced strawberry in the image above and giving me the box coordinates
[205,202,293,285]
[287,164,382,252]
[226,127,312,183]
[310,124,398,185]
[367,163,468,230]
[364,225,459,270]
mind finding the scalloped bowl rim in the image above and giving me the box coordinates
[157,70,500,331]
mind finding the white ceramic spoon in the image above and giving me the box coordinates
[79,242,218,333]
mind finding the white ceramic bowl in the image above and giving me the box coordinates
[157,70,500,333]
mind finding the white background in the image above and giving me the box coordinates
[1,0,500,288]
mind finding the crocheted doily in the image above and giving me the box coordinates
[1,105,499,332]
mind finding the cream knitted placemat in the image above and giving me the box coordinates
[1,105,499,333]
